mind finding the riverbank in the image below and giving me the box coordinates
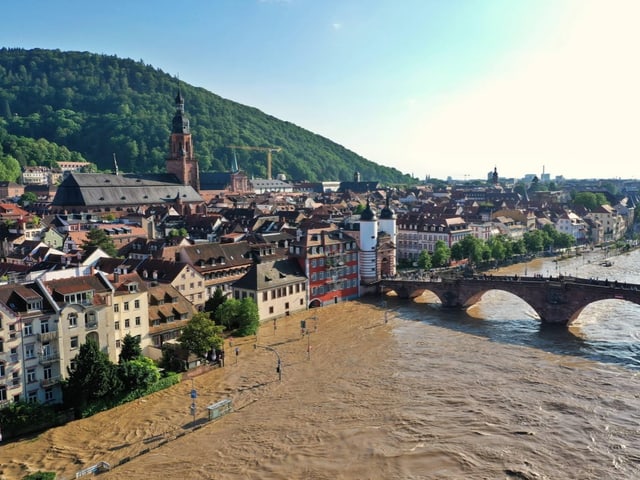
[2,296,639,479]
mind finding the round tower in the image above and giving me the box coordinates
[378,191,397,277]
[359,200,378,285]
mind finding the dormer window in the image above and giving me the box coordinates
[27,300,42,312]
[127,283,138,293]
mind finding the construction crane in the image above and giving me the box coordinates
[227,145,282,180]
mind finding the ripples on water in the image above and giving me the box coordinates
[391,249,640,371]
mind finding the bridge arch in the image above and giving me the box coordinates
[379,276,640,325]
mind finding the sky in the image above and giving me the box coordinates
[2,0,639,181]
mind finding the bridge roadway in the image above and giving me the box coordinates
[378,274,640,325]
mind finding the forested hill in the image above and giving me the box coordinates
[0,47,412,184]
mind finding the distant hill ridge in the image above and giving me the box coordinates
[0,47,412,184]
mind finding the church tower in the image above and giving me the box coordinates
[166,91,200,191]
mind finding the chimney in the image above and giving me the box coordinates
[114,271,119,283]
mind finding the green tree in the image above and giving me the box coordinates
[168,227,188,238]
[431,240,451,268]
[64,339,122,411]
[204,287,226,314]
[18,191,38,206]
[82,227,118,256]
[214,297,260,336]
[573,192,607,210]
[523,230,543,254]
[237,297,260,336]
[179,311,224,358]
[119,356,160,391]
[417,249,432,270]
[119,333,142,363]
[488,236,507,261]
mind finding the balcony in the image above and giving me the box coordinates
[38,351,60,365]
[37,331,58,342]
[40,376,61,388]
[85,322,98,331]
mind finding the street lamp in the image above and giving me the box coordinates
[189,378,197,426]
[254,344,282,381]
[302,316,317,360]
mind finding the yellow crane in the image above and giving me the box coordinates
[227,145,282,180]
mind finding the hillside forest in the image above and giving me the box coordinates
[0,48,413,185]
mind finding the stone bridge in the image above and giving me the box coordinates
[378,275,640,325]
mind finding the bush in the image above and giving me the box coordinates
[22,473,56,480]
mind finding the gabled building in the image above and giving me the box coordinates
[289,226,359,308]
[232,247,307,321]
[176,241,253,301]
[395,213,472,262]
[42,273,115,370]
[108,271,149,360]
[146,283,195,352]
[0,282,60,405]
[131,259,207,311]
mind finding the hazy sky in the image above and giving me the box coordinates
[2,0,639,180]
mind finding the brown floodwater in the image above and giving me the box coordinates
[2,252,640,479]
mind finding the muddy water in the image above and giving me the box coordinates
[2,252,640,479]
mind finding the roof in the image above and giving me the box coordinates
[233,257,306,291]
[52,172,203,207]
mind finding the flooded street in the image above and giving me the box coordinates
[2,251,640,479]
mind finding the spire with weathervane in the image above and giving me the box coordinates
[166,87,200,191]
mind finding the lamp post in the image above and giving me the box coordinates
[254,344,282,382]
[189,378,197,426]
[303,316,317,360]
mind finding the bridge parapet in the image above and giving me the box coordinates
[379,275,640,325]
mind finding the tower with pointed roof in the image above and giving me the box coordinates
[359,200,378,285]
[166,90,200,191]
[378,190,397,278]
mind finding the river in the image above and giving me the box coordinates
[1,250,639,479]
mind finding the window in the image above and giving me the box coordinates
[124,319,130,328]
[115,339,121,349]
[0,386,6,402]
[28,390,38,403]
[262,292,268,301]
[25,344,35,359]
[135,316,141,326]
[24,324,33,336]
[269,306,274,314]
[114,304,119,313]
[27,368,36,383]
[70,336,79,349]
[190,282,194,289]
[43,366,52,380]
[134,299,140,309]
[68,313,78,328]
[115,321,120,330]
[45,388,53,402]
[124,302,130,311]
[40,321,50,334]
[0,364,4,377]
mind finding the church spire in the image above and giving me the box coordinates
[166,89,200,191]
